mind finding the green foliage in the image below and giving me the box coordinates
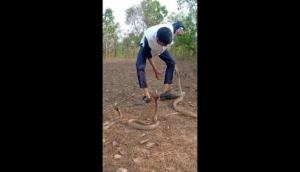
[141,0,168,27]
[170,14,197,58]
[177,0,198,13]
[168,0,197,59]
[119,33,140,58]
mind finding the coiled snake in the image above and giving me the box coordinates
[104,66,196,131]
[113,90,160,130]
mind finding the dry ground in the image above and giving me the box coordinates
[103,57,198,172]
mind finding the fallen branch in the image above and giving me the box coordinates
[162,112,179,117]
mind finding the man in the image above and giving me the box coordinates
[136,21,185,103]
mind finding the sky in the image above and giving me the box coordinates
[103,0,180,34]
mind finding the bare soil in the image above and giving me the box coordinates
[103,57,198,172]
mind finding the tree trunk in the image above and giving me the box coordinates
[114,42,117,57]
[105,42,108,59]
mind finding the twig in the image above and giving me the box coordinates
[103,120,119,130]
[163,112,179,117]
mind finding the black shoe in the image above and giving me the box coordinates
[160,91,179,101]
[142,96,152,103]
[134,96,151,105]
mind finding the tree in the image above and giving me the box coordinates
[118,0,169,58]
[125,5,146,35]
[177,0,197,24]
[141,0,168,27]
[103,8,119,58]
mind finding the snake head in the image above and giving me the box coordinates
[150,89,159,101]
[113,102,119,111]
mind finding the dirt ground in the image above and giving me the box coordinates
[103,57,197,172]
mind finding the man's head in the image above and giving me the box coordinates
[156,27,173,46]
[173,21,185,36]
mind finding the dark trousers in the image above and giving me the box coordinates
[136,38,176,88]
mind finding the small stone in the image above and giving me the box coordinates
[114,154,122,159]
[167,167,175,170]
[145,142,155,148]
[112,141,118,146]
[133,157,142,163]
[116,167,127,172]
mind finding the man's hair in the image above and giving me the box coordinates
[157,27,172,45]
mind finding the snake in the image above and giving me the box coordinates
[172,66,197,118]
[106,66,196,131]
[112,90,160,130]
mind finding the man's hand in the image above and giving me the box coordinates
[148,58,163,80]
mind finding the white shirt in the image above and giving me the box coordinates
[140,24,174,57]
